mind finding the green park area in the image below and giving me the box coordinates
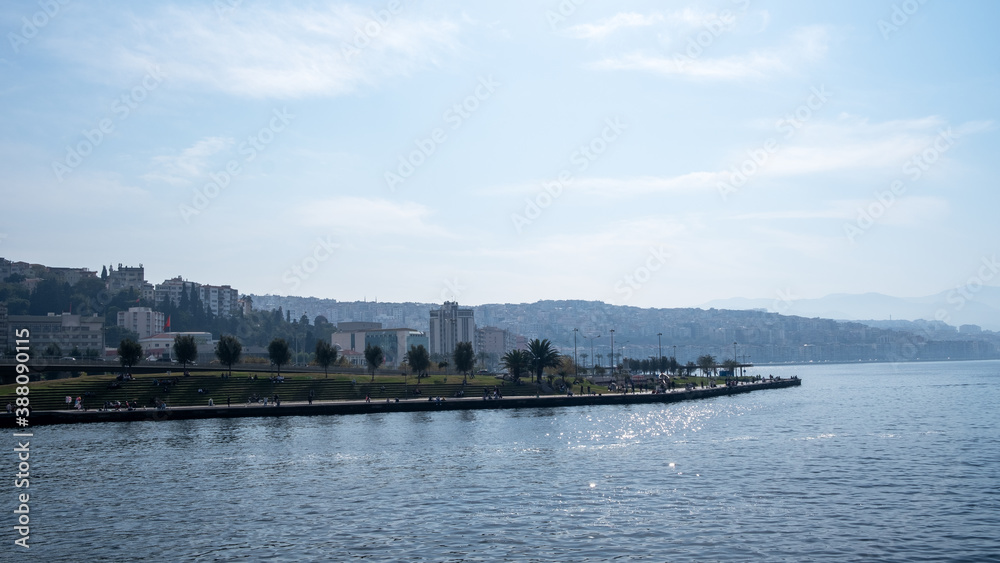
[0,369,727,412]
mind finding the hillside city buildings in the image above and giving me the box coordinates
[3,255,1000,366]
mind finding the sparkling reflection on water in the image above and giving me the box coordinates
[24,361,1000,561]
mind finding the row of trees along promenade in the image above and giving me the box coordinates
[1,336,760,411]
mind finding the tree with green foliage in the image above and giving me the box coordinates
[174,334,198,371]
[117,338,143,371]
[501,349,531,383]
[721,358,739,378]
[364,344,384,381]
[697,355,716,378]
[405,344,431,379]
[453,341,475,384]
[268,338,292,376]
[315,340,338,378]
[527,338,561,384]
[215,334,243,377]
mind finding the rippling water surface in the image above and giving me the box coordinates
[23,361,1000,561]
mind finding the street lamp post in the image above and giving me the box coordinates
[622,342,629,390]
[573,328,578,378]
[657,332,662,373]
[609,329,615,375]
[733,341,738,377]
[583,334,601,370]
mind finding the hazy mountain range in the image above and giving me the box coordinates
[701,286,1000,332]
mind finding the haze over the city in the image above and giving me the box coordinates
[3,0,998,311]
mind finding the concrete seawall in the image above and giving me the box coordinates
[3,378,801,427]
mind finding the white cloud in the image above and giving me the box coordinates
[587,25,829,80]
[293,197,456,238]
[481,115,986,202]
[144,137,234,185]
[480,172,721,197]
[48,3,463,99]
[566,9,742,40]
[565,12,665,39]
[590,50,786,79]
[763,115,980,177]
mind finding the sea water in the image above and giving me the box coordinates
[18,360,1000,561]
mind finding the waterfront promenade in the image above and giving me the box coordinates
[1,378,800,427]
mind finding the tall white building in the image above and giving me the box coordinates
[117,307,166,339]
[429,302,476,356]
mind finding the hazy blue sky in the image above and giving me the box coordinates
[2,0,997,308]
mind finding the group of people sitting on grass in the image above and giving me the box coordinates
[152,377,181,387]
[246,393,281,406]
[101,399,137,411]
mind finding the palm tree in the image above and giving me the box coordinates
[364,344,384,381]
[501,349,531,383]
[527,338,561,384]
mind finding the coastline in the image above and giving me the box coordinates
[1,378,800,427]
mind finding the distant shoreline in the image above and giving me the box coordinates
[1,378,801,427]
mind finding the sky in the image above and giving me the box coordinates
[2,0,998,310]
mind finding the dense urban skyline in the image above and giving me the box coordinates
[3,1,998,310]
